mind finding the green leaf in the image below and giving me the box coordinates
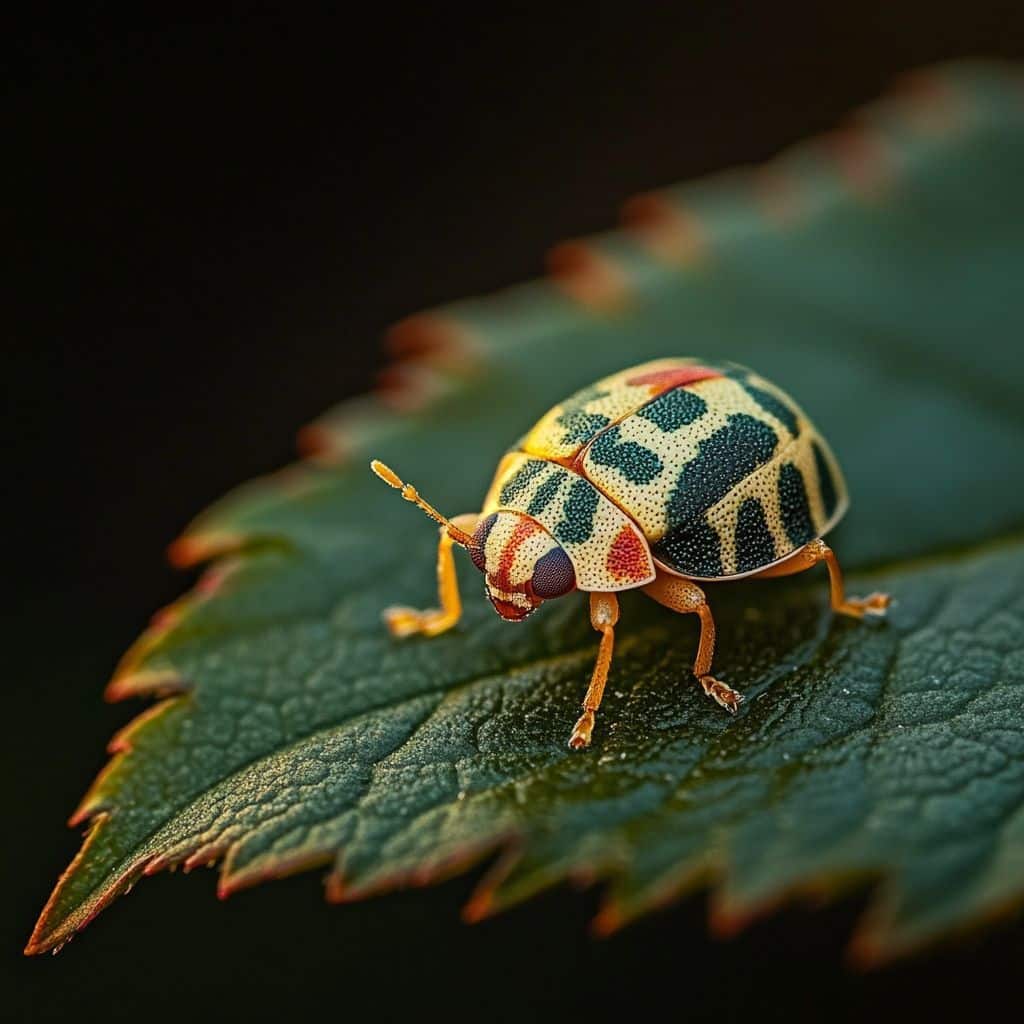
[29,61,1024,962]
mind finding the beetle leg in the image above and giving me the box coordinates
[752,539,890,619]
[384,513,479,638]
[642,572,743,713]
[819,543,891,618]
[569,592,621,749]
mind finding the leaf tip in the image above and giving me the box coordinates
[25,815,157,957]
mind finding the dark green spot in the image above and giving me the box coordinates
[744,382,800,436]
[728,369,800,436]
[555,478,600,545]
[588,426,663,484]
[556,409,611,445]
[812,441,838,519]
[652,520,722,577]
[554,384,612,446]
[654,413,779,577]
[735,498,777,572]
[526,471,562,516]
[636,387,707,431]
[666,414,779,527]
[499,460,545,505]
[778,463,816,547]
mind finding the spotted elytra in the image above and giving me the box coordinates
[371,358,890,749]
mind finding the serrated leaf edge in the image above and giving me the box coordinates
[27,59,1024,961]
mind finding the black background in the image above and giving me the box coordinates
[8,4,1024,1021]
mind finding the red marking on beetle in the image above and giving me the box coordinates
[626,366,720,392]
[606,525,650,582]
[494,517,543,591]
[488,596,532,622]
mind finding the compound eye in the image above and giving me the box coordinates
[469,513,497,572]
[531,546,576,599]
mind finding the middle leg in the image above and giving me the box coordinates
[642,571,743,713]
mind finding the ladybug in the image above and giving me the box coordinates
[371,358,890,749]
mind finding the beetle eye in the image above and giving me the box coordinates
[469,513,497,572]
[531,547,576,599]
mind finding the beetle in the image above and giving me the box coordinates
[371,357,890,749]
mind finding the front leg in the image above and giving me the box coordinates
[642,572,743,713]
[384,513,479,638]
[568,592,620,749]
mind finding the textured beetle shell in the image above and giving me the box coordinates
[481,453,656,591]
[484,358,848,586]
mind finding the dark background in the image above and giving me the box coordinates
[8,4,1024,1021]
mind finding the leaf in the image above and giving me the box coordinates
[28,60,1024,962]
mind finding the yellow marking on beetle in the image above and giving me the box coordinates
[581,375,800,541]
[522,358,708,462]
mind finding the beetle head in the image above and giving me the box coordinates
[468,511,577,621]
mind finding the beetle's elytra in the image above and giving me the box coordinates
[371,357,890,749]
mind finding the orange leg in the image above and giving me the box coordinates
[642,572,743,713]
[569,592,620,749]
[751,539,890,618]
[384,513,479,637]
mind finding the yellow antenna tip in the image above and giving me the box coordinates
[370,460,403,489]
[369,459,472,547]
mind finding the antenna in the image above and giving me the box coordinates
[370,460,473,547]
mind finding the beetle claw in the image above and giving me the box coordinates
[699,675,744,713]
[383,605,424,637]
[384,604,462,638]
[838,591,891,620]
[568,710,596,749]
[861,592,891,615]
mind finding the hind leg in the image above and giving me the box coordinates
[753,540,890,618]
[642,572,743,713]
